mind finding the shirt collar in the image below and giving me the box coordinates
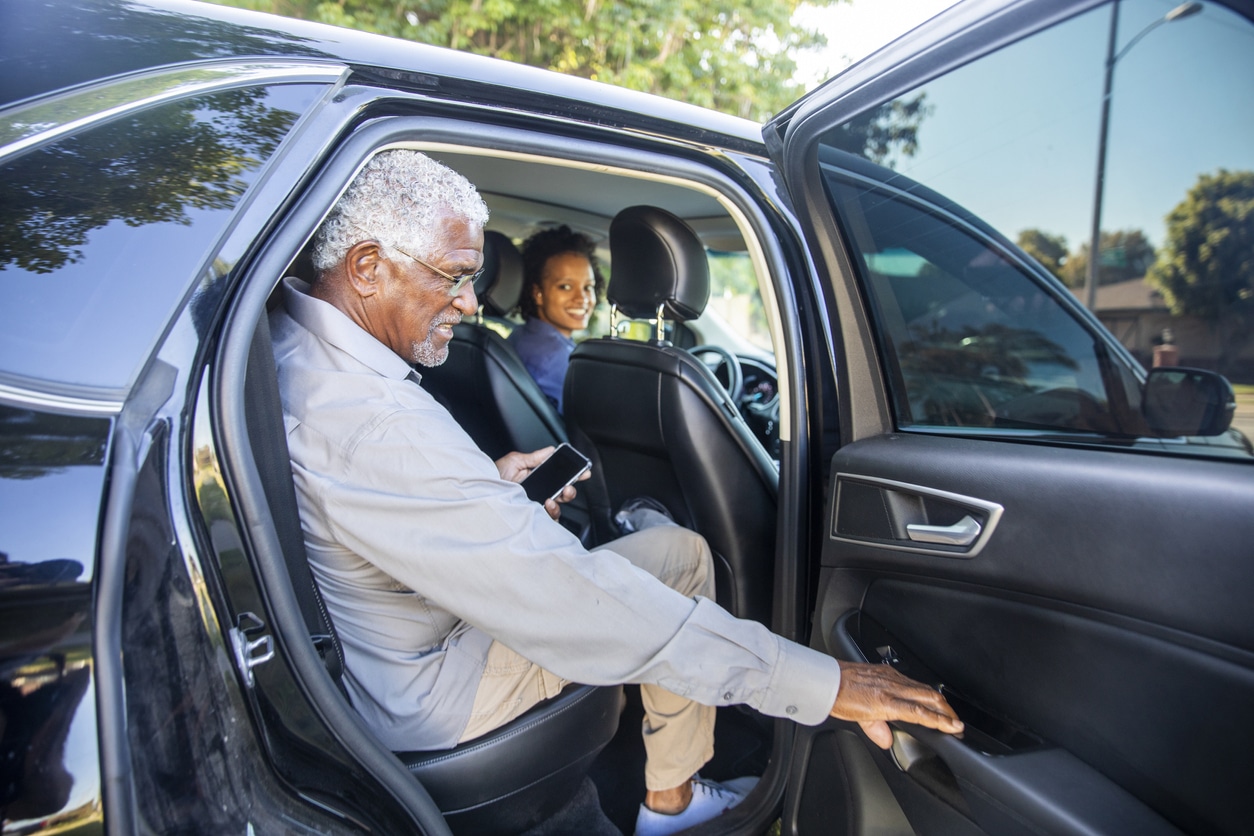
[281,276,422,383]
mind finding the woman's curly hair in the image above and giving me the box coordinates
[517,225,606,320]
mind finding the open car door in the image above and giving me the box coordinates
[766,0,1254,834]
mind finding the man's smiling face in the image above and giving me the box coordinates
[375,212,483,367]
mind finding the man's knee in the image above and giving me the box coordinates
[648,526,714,598]
[605,525,713,597]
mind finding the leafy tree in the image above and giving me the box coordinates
[206,0,844,121]
[1147,169,1254,376]
[1016,229,1068,282]
[1060,229,1156,290]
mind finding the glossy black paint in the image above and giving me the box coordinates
[0,0,831,832]
[3,0,1249,833]
[0,83,320,398]
[0,406,108,832]
[0,0,762,151]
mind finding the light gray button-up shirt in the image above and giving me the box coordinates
[270,277,842,751]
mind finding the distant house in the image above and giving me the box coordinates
[1075,278,1241,375]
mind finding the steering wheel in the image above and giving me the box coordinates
[689,344,743,405]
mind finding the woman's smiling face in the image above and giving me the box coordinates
[533,251,597,337]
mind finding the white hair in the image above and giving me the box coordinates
[311,150,489,272]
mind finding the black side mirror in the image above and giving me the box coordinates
[1143,367,1236,437]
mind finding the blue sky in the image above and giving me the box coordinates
[798,0,1254,251]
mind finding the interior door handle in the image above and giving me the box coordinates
[906,515,981,547]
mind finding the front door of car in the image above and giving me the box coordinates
[767,0,1254,834]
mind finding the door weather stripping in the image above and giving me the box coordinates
[230,611,275,688]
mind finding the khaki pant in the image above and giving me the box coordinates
[458,525,717,791]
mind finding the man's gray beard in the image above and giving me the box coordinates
[411,338,449,367]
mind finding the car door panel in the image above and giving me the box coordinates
[810,433,1254,836]
[762,0,1254,832]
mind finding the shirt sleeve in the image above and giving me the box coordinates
[312,395,842,726]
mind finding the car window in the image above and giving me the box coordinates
[705,250,774,355]
[0,83,324,397]
[827,178,1141,435]
[819,0,1253,457]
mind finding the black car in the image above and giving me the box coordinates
[2,0,1252,834]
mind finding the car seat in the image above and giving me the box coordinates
[563,206,779,624]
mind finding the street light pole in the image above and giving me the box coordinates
[1083,0,1202,312]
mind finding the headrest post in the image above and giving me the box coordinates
[610,303,621,338]
[653,302,667,345]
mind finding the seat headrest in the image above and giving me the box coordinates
[477,230,524,318]
[608,206,709,323]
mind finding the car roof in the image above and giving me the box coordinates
[0,0,766,153]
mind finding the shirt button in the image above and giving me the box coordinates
[723,691,734,701]
[785,705,798,716]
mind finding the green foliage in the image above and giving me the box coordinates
[1058,229,1156,290]
[1016,229,1069,283]
[708,251,771,350]
[205,0,844,120]
[1014,228,1159,291]
[1148,169,1254,320]
[1147,169,1254,374]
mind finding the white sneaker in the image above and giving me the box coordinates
[633,776,759,836]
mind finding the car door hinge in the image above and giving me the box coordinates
[230,611,275,689]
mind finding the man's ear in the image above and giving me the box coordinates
[344,240,387,299]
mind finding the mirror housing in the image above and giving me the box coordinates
[1143,367,1236,437]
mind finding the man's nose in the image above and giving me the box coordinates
[452,280,479,317]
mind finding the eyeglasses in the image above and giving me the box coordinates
[344,223,482,297]
[390,242,482,297]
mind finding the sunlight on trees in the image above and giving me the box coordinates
[204,0,845,120]
[1015,228,1156,291]
[1148,169,1254,375]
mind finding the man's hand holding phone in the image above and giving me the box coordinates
[496,444,591,520]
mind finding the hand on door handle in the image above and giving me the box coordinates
[830,660,965,749]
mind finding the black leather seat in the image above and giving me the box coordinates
[564,206,779,624]
[397,683,623,835]
[421,230,567,460]
[244,310,622,836]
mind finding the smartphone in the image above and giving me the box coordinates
[521,443,592,503]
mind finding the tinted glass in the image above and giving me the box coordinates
[821,0,1253,455]
[706,250,773,354]
[0,83,322,395]
[828,178,1141,434]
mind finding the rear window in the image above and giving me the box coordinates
[0,83,322,396]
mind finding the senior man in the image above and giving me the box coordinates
[270,149,961,836]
